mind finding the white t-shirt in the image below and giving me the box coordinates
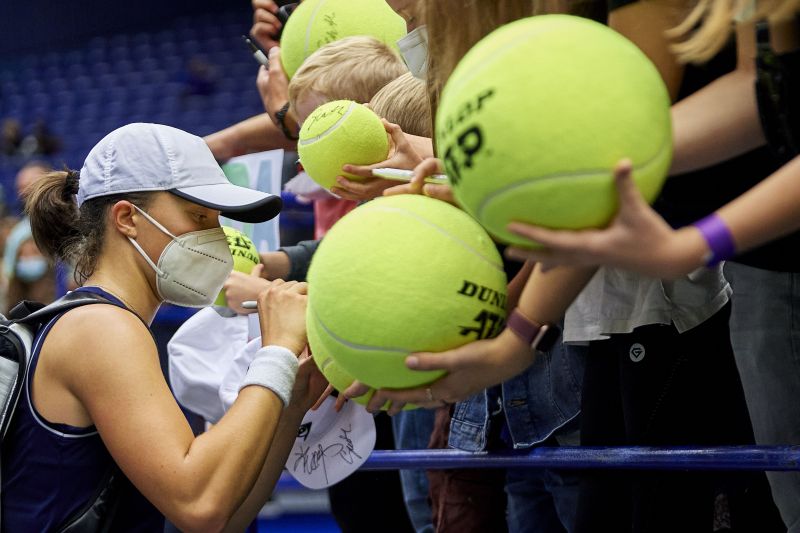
[564,264,731,343]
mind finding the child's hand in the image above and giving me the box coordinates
[331,176,397,202]
[223,264,270,314]
[383,157,459,206]
[342,120,423,179]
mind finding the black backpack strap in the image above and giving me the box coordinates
[15,291,114,326]
[7,301,46,320]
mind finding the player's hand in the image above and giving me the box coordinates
[258,280,308,355]
[289,354,331,414]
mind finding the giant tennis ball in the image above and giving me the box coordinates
[309,316,416,411]
[436,15,673,247]
[307,194,508,390]
[214,226,261,307]
[298,100,390,190]
[280,0,407,79]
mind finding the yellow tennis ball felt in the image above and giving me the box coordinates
[280,0,407,79]
[214,226,261,307]
[435,15,673,247]
[297,100,390,190]
[306,194,508,390]
[309,321,415,411]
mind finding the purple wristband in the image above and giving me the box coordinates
[693,213,736,267]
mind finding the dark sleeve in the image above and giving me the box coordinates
[278,239,320,282]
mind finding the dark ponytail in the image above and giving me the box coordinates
[26,169,152,284]
[26,169,81,264]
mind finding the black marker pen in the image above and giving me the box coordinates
[243,35,269,68]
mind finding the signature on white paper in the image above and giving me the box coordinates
[292,424,362,484]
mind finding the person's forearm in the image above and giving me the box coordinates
[516,264,597,324]
[260,251,291,281]
[205,113,297,161]
[169,386,283,531]
[506,259,535,311]
[718,154,800,253]
[407,133,434,159]
[670,70,764,175]
[272,239,321,281]
[670,23,765,175]
[224,406,306,533]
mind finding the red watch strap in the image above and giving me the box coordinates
[506,308,549,348]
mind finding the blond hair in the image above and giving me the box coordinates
[369,72,432,137]
[288,36,408,111]
[668,0,800,64]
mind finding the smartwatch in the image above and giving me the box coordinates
[505,308,561,352]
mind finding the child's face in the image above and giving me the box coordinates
[295,91,330,125]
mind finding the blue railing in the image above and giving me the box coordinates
[359,446,800,472]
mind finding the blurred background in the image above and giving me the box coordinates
[0,2,328,531]
[0,1,274,207]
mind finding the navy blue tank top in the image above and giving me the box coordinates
[1,287,164,532]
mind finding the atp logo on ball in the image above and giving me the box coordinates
[227,233,259,264]
[456,279,506,340]
[439,88,495,186]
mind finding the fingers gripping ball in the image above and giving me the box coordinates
[298,100,390,190]
[280,0,407,79]
[436,15,673,247]
[214,227,261,306]
[306,195,508,392]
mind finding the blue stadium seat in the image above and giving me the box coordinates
[0,7,270,188]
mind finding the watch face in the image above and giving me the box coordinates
[538,325,562,352]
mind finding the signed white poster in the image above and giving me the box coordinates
[286,396,376,489]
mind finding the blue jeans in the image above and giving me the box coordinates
[726,262,800,532]
[505,430,581,533]
[391,408,436,533]
[448,337,586,533]
[449,339,586,452]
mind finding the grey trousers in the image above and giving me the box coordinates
[726,261,800,532]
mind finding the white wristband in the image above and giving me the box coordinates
[239,345,299,407]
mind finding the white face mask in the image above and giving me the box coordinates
[128,205,233,308]
[397,25,429,80]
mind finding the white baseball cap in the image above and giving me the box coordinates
[77,123,281,223]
